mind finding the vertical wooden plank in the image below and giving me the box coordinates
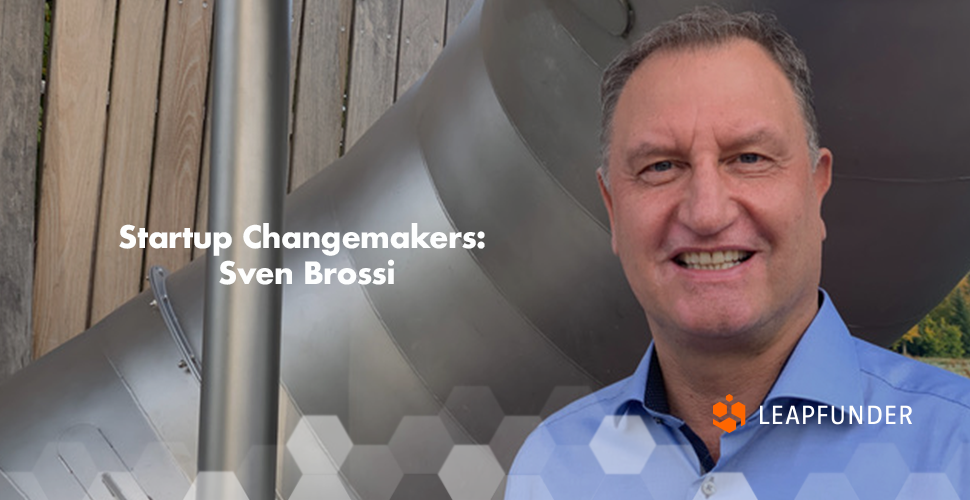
[0,0,44,378]
[144,0,213,274]
[90,0,167,324]
[191,59,213,258]
[396,0,446,99]
[288,0,305,128]
[343,0,402,150]
[283,0,304,189]
[32,0,117,358]
[445,0,474,43]
[288,0,353,190]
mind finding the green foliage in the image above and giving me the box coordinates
[893,275,970,358]
[950,282,970,355]
[919,318,963,358]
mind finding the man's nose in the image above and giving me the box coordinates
[676,162,739,236]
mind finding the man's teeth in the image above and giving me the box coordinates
[678,251,751,270]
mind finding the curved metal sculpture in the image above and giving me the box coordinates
[1,0,968,498]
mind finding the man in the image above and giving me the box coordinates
[506,7,970,500]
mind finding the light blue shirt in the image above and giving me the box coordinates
[506,291,970,499]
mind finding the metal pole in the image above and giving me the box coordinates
[199,0,289,497]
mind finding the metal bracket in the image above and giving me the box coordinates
[148,266,203,382]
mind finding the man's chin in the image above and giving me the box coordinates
[662,301,765,343]
[679,318,759,339]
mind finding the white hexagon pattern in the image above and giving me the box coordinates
[286,416,353,475]
[589,414,656,474]
[289,474,355,500]
[894,473,959,500]
[439,445,505,500]
[794,473,859,500]
[182,472,249,500]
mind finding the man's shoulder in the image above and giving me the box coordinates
[853,337,970,413]
[510,376,634,471]
[541,377,634,430]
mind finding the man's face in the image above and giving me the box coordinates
[600,39,832,343]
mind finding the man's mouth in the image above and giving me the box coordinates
[674,250,754,271]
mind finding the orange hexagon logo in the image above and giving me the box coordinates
[713,395,745,433]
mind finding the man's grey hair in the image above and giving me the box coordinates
[598,6,820,188]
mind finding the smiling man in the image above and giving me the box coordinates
[506,7,970,500]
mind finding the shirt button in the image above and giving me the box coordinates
[701,477,717,497]
[653,417,663,425]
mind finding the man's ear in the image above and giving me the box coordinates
[813,147,833,240]
[597,167,619,254]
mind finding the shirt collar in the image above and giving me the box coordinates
[764,289,864,409]
[615,289,864,415]
[614,337,671,418]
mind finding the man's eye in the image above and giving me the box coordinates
[637,160,682,185]
[738,153,763,164]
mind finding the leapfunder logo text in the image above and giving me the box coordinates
[713,395,913,432]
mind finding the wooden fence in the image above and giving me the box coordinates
[0,0,45,382]
[0,0,475,381]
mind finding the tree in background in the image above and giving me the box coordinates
[949,280,970,356]
[893,274,970,358]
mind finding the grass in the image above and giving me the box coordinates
[913,357,970,379]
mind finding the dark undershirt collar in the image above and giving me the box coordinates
[643,348,718,474]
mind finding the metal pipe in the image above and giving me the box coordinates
[199,0,289,498]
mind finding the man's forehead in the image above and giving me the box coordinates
[623,38,794,105]
[632,37,786,79]
[611,39,804,150]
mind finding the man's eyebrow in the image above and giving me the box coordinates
[720,127,788,152]
[622,140,678,167]
[619,127,790,166]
